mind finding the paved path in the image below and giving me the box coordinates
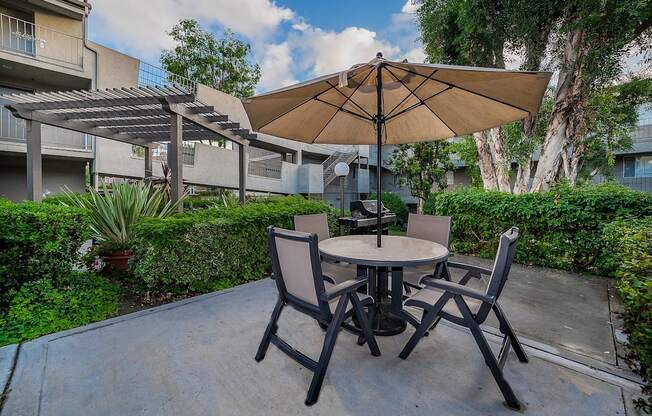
[0,259,644,415]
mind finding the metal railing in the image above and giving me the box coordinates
[148,142,196,166]
[0,12,83,67]
[248,159,282,179]
[138,61,197,93]
[0,106,91,151]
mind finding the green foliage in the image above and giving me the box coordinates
[601,217,652,411]
[130,196,338,293]
[424,183,652,271]
[0,272,120,346]
[369,192,409,227]
[448,136,482,187]
[0,200,90,307]
[161,19,261,98]
[388,142,455,203]
[63,183,185,252]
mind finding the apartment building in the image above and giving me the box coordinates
[0,0,411,208]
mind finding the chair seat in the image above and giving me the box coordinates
[402,264,435,287]
[321,261,360,284]
[324,281,373,314]
[405,286,481,319]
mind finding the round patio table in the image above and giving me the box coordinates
[320,235,449,336]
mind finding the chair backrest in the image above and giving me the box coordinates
[476,227,519,323]
[294,213,331,242]
[407,213,452,248]
[267,227,330,317]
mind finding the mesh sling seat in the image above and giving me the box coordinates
[398,227,528,410]
[255,227,381,406]
[294,213,360,283]
[402,214,452,290]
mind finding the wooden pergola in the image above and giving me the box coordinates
[3,85,257,206]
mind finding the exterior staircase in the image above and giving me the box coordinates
[322,151,358,187]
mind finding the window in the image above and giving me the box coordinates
[623,157,635,178]
[446,171,455,185]
[636,156,652,178]
[624,156,652,178]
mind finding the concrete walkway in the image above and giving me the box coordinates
[0,257,644,415]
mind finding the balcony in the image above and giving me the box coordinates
[0,12,83,68]
[0,106,92,152]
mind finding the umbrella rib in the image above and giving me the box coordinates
[313,98,373,122]
[384,63,531,114]
[384,66,458,136]
[384,68,438,119]
[323,67,376,119]
[252,67,374,132]
[385,85,453,122]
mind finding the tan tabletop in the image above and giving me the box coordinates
[319,235,449,267]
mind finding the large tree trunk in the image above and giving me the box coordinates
[568,140,586,186]
[513,156,532,194]
[489,127,512,192]
[473,131,499,190]
[530,29,586,192]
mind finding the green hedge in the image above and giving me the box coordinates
[131,196,338,293]
[370,192,409,227]
[424,183,652,272]
[0,200,90,306]
[604,217,652,410]
[0,272,121,346]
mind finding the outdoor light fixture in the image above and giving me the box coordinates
[335,162,350,233]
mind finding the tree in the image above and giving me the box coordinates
[418,0,515,192]
[530,1,652,191]
[388,142,455,211]
[161,19,261,98]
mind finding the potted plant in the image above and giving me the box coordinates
[64,182,185,270]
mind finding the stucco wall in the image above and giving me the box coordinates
[0,154,85,201]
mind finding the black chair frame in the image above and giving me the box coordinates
[398,227,528,411]
[255,227,380,406]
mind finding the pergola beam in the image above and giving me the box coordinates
[164,102,246,146]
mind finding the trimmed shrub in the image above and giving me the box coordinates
[370,192,409,227]
[424,183,652,272]
[131,196,338,293]
[0,200,90,306]
[605,217,652,411]
[0,272,121,346]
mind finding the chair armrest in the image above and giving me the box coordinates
[320,278,367,301]
[447,261,492,276]
[422,277,494,303]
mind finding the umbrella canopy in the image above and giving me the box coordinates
[243,53,551,246]
[243,54,551,144]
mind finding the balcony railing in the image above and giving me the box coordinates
[0,106,91,151]
[248,159,282,179]
[0,12,83,67]
[138,61,197,93]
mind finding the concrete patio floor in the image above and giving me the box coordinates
[0,256,645,415]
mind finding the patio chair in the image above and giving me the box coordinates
[398,227,528,410]
[402,213,452,290]
[294,213,361,283]
[255,227,381,406]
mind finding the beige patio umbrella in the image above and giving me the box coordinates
[243,53,551,246]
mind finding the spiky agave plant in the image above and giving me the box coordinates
[63,182,186,252]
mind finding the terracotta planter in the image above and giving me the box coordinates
[102,250,133,270]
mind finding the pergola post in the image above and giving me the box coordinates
[239,140,249,204]
[144,145,153,181]
[26,120,42,202]
[168,113,183,211]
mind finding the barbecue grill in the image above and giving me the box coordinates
[339,200,396,235]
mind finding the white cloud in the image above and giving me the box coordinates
[259,43,298,90]
[290,25,400,76]
[89,0,294,61]
[402,47,426,63]
[401,0,419,14]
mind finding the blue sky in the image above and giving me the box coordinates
[87,0,424,92]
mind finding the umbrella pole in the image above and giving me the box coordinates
[376,62,383,248]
